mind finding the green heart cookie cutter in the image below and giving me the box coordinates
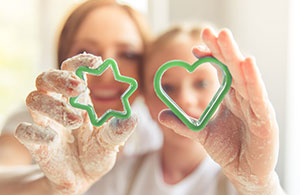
[154,56,232,131]
[69,58,138,127]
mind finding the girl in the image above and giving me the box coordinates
[86,26,285,194]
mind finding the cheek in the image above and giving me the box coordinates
[119,64,140,82]
[144,88,167,121]
[199,87,219,107]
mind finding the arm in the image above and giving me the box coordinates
[2,54,137,194]
[159,27,286,195]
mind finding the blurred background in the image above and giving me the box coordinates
[0,0,299,194]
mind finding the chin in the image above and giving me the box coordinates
[95,104,123,117]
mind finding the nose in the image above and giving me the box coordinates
[100,66,115,82]
[98,50,116,82]
[177,85,198,110]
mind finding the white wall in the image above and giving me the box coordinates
[162,0,289,190]
[285,0,300,194]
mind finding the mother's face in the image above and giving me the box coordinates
[67,5,143,117]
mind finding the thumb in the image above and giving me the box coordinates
[158,109,208,144]
[78,115,138,177]
[96,115,138,148]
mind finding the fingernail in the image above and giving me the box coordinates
[195,45,210,52]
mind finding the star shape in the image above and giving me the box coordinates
[69,58,138,127]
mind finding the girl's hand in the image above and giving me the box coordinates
[14,54,137,194]
[159,28,285,194]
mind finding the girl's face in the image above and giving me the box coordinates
[67,6,143,117]
[144,35,220,142]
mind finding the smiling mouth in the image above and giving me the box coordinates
[90,89,122,102]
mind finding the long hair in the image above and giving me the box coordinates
[56,0,152,69]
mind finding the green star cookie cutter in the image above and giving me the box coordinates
[69,58,138,127]
[154,56,232,131]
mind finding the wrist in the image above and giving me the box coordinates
[228,171,285,195]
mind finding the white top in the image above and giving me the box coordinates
[86,151,237,195]
[0,97,163,156]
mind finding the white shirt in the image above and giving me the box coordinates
[0,98,163,157]
[86,151,237,195]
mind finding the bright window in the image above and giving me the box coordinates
[0,0,38,127]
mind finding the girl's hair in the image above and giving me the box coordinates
[142,25,204,91]
[56,0,152,69]
[145,25,204,59]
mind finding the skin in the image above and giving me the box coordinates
[0,10,285,193]
[159,27,285,194]
[0,5,144,167]
[4,5,143,194]
[67,5,143,118]
[143,34,220,184]
[0,134,32,165]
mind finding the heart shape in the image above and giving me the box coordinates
[153,56,232,131]
[69,58,138,127]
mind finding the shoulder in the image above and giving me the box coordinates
[85,152,152,195]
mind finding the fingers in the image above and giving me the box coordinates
[242,57,277,138]
[26,91,83,129]
[96,115,138,147]
[14,122,59,165]
[217,29,248,98]
[15,123,83,193]
[158,109,206,142]
[202,27,225,62]
[192,46,224,84]
[15,122,58,146]
[61,53,103,71]
[76,115,138,177]
[217,29,244,63]
[242,57,269,108]
[192,45,212,58]
[36,70,86,97]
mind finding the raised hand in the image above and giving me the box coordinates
[159,27,284,194]
[14,54,137,194]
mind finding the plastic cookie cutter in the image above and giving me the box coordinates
[154,56,232,131]
[69,58,138,127]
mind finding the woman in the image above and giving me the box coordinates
[0,0,161,166]
[1,2,285,195]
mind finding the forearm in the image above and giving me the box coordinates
[0,176,54,195]
[230,172,286,195]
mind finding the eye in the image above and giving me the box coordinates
[162,83,176,94]
[118,51,142,62]
[194,80,208,89]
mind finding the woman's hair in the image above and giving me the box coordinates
[56,0,152,69]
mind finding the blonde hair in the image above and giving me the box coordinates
[57,0,152,68]
[141,25,204,90]
[146,25,204,59]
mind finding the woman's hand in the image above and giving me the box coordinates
[14,54,137,194]
[159,27,285,194]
